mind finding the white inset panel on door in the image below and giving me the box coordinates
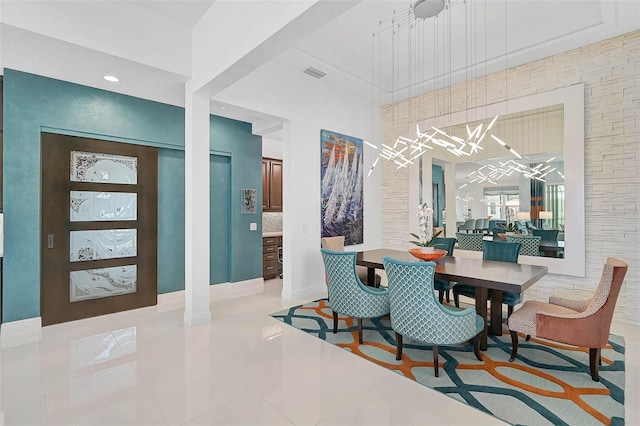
[70,151,137,184]
[70,191,137,222]
[70,229,137,261]
[70,265,137,302]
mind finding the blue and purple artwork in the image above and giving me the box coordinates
[321,129,364,246]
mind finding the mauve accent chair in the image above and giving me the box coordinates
[320,248,390,344]
[508,257,628,381]
[383,256,484,377]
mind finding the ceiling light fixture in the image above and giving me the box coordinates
[303,67,326,79]
[103,75,120,83]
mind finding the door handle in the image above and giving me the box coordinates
[47,234,54,249]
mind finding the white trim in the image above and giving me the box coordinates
[286,283,327,301]
[209,278,265,300]
[0,317,42,348]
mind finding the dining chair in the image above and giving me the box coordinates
[506,235,541,256]
[382,256,484,377]
[457,219,476,233]
[455,232,484,251]
[474,218,485,233]
[531,229,559,241]
[321,236,382,287]
[508,257,628,381]
[453,241,523,317]
[320,248,390,344]
[430,237,456,304]
[490,227,506,241]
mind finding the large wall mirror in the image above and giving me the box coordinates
[413,84,584,276]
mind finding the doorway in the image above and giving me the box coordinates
[210,154,231,284]
[41,133,158,326]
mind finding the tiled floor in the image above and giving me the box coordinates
[0,279,637,425]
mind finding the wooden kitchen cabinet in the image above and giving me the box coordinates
[263,235,282,279]
[262,158,282,212]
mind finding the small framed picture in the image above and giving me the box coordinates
[242,188,257,214]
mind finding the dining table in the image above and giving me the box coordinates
[356,249,548,351]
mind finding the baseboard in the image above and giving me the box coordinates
[209,278,265,299]
[285,283,327,301]
[0,317,42,348]
[157,290,186,313]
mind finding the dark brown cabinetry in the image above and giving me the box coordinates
[262,158,282,212]
[263,235,282,279]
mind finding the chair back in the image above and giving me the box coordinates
[531,229,559,241]
[459,219,475,230]
[482,240,521,263]
[320,248,389,318]
[430,237,455,256]
[482,218,490,230]
[506,235,541,256]
[455,232,484,251]
[383,257,476,344]
[490,227,505,240]
[474,219,484,231]
[321,236,345,251]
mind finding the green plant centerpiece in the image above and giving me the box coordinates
[499,222,517,232]
[409,203,443,251]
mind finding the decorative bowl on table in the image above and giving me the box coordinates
[409,248,447,261]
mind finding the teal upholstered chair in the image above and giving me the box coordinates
[455,232,484,251]
[457,219,476,233]
[454,241,523,317]
[490,227,506,241]
[430,237,456,303]
[320,248,390,344]
[383,257,484,377]
[531,229,559,241]
[506,235,541,256]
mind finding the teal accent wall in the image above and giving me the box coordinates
[157,149,186,294]
[210,116,263,282]
[2,69,262,322]
[210,154,231,284]
[432,164,444,227]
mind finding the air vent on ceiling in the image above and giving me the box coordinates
[303,67,326,79]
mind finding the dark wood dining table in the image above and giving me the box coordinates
[356,249,548,350]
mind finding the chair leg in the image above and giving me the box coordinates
[332,311,338,334]
[446,289,451,303]
[438,291,444,304]
[589,348,601,382]
[395,332,403,360]
[507,305,514,317]
[454,292,460,308]
[472,333,482,361]
[358,319,363,344]
[509,330,519,362]
[433,345,439,377]
[525,335,531,341]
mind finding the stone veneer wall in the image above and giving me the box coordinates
[381,30,639,325]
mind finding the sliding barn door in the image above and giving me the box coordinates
[41,133,158,326]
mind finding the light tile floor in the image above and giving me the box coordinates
[0,279,637,425]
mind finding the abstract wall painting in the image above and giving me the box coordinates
[320,129,364,246]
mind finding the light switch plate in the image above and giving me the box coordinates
[250,222,257,231]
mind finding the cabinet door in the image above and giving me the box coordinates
[262,159,269,210]
[269,160,283,211]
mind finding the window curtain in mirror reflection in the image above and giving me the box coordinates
[530,178,545,228]
[546,185,565,230]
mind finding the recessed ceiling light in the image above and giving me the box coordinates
[219,106,227,110]
[103,75,120,83]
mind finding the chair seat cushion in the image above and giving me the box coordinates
[453,284,475,298]
[500,291,523,306]
[508,300,579,337]
[434,278,455,292]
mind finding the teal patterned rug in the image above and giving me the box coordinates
[271,299,625,426]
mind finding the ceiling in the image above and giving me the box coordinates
[1,0,639,129]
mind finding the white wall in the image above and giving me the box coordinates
[216,50,382,300]
[262,137,283,160]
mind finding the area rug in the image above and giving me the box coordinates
[271,299,625,426]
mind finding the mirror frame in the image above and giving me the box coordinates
[411,84,585,276]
